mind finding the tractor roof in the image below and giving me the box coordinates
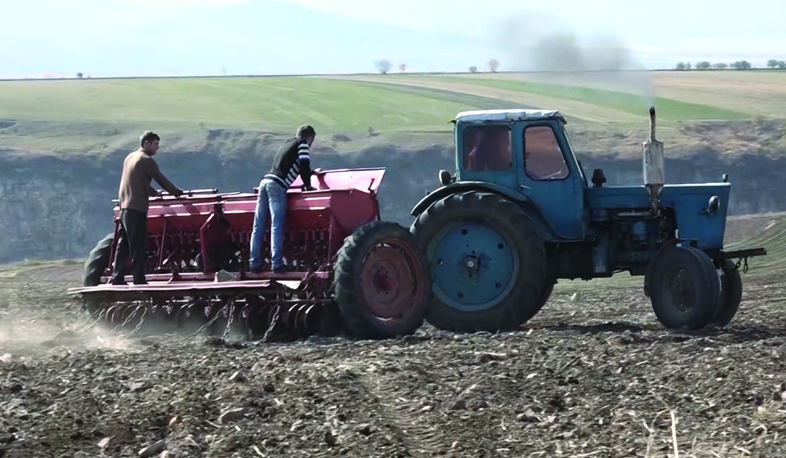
[454,109,567,124]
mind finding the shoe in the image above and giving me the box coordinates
[133,278,148,285]
[272,265,292,274]
[111,278,127,286]
[249,266,265,274]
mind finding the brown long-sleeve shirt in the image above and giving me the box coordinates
[118,149,182,213]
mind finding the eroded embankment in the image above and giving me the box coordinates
[0,140,784,263]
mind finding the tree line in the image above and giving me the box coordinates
[675,59,786,70]
[374,59,500,74]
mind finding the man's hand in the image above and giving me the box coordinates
[149,189,161,198]
[173,189,185,198]
[302,185,316,192]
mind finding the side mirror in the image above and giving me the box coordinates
[722,173,729,182]
[439,170,454,187]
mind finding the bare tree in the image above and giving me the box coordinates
[488,59,500,73]
[399,63,407,73]
[375,60,392,74]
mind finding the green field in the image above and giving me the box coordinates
[1,71,785,157]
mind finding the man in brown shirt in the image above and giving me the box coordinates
[112,131,184,285]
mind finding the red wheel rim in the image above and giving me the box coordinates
[360,238,426,326]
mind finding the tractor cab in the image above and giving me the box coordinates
[447,109,589,240]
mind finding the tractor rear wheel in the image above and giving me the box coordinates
[333,221,432,340]
[646,244,721,330]
[82,233,114,315]
[411,191,548,333]
[713,259,742,327]
[523,277,556,323]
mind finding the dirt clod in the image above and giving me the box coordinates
[324,429,339,446]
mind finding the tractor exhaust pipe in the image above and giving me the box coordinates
[643,106,664,216]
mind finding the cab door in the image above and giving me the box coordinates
[513,120,585,240]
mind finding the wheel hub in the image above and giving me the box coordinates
[464,256,480,272]
[360,240,423,321]
[431,222,518,311]
[664,266,696,313]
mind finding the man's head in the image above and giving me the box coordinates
[140,131,161,155]
[296,125,316,147]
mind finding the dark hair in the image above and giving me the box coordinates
[296,125,316,139]
[140,131,160,146]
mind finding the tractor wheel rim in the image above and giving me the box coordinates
[360,238,425,325]
[663,265,696,313]
[430,221,519,312]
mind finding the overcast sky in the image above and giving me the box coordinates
[2,0,784,77]
[100,0,786,55]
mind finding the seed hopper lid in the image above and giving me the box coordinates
[290,167,386,194]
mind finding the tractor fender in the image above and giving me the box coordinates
[410,182,558,241]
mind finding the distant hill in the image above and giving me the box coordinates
[1,0,498,78]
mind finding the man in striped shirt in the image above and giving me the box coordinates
[249,125,318,273]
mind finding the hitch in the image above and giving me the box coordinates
[720,247,768,273]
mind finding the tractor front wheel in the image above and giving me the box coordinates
[333,221,432,340]
[713,259,742,327]
[646,244,721,330]
[411,192,548,333]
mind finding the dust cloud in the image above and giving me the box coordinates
[492,10,655,110]
[0,264,140,358]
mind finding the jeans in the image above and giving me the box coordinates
[250,179,288,270]
[112,208,148,284]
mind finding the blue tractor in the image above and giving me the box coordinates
[410,107,766,333]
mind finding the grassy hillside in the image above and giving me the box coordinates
[0,71,785,158]
[0,77,486,132]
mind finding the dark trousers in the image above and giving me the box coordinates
[112,209,148,284]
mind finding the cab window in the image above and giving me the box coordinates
[524,126,569,180]
[463,125,512,172]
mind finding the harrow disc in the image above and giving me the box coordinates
[79,287,337,342]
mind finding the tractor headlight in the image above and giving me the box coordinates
[707,195,719,214]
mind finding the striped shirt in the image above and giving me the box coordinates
[263,137,312,189]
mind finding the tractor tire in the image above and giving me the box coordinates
[333,221,432,340]
[82,233,114,315]
[522,277,556,323]
[410,191,547,333]
[713,259,742,327]
[646,244,721,330]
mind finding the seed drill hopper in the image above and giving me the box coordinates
[69,168,432,340]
